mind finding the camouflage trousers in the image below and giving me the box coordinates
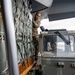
[32,36,39,61]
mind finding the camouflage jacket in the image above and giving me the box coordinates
[32,19,41,36]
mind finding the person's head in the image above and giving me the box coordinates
[34,11,41,20]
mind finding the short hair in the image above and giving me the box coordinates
[35,11,41,16]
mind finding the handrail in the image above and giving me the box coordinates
[1,0,19,75]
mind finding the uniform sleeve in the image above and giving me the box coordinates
[33,20,41,28]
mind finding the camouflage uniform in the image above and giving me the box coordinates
[0,5,2,25]
[32,19,40,60]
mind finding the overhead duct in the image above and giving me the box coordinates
[35,0,53,7]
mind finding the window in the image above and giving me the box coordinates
[38,18,75,34]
